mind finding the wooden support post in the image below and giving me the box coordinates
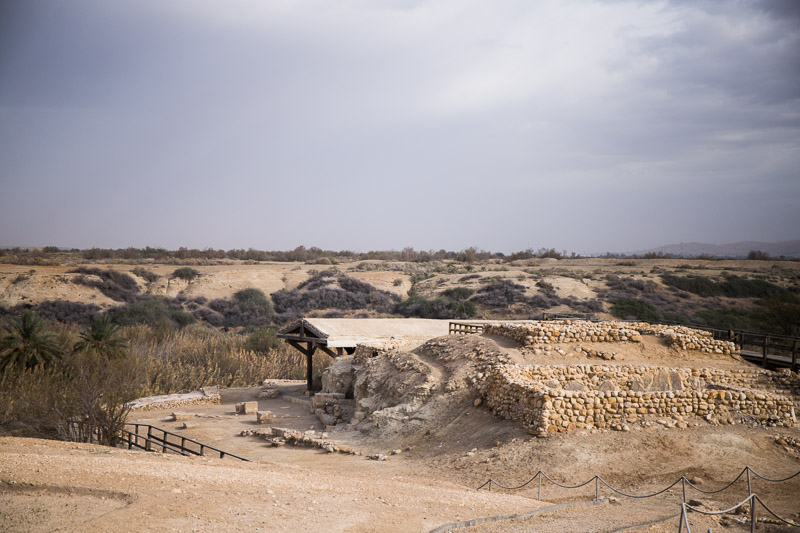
[306,352,313,391]
[305,343,317,391]
[792,340,798,372]
[762,336,770,368]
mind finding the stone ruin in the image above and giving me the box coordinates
[313,320,798,437]
[480,321,796,435]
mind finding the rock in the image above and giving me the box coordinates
[367,454,387,461]
[256,411,274,424]
[473,397,483,407]
[687,499,704,507]
[171,412,193,421]
[689,476,703,486]
[180,422,198,429]
[312,392,345,410]
[256,388,280,400]
[315,409,336,427]
[235,401,258,415]
[322,356,355,396]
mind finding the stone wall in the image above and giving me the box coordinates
[479,362,798,435]
[483,320,739,356]
[128,387,221,412]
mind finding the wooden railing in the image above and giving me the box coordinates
[449,322,486,335]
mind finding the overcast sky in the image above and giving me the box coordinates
[1,0,798,254]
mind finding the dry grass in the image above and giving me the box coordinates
[122,324,329,395]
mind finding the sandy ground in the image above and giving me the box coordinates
[4,373,797,533]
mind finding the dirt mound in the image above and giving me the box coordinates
[351,335,524,449]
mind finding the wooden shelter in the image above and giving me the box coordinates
[276,318,451,390]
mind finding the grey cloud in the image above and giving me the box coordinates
[0,0,798,253]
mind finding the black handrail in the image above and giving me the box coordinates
[120,428,191,457]
[124,423,249,461]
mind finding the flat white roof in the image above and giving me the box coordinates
[278,318,452,348]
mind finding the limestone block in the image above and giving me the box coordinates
[313,392,345,409]
[322,356,356,396]
[172,412,192,421]
[256,411,274,424]
[235,401,258,414]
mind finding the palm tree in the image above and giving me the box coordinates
[74,315,127,359]
[0,310,63,371]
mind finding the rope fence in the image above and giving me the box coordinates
[680,493,800,532]
[478,466,800,531]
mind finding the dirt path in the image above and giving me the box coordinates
[3,381,799,532]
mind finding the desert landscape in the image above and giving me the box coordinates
[4,1,799,531]
[1,252,799,531]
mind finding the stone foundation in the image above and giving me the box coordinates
[484,320,739,356]
[128,387,221,412]
[480,363,798,434]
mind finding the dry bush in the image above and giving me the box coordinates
[123,325,328,395]
[0,352,142,445]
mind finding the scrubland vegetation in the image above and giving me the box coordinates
[0,310,324,444]
[2,246,799,445]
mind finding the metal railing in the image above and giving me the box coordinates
[478,467,800,531]
[124,423,249,461]
[120,427,192,457]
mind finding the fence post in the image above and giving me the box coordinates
[538,472,542,501]
[678,504,686,533]
[750,495,756,533]
[595,476,599,503]
[762,336,770,367]
[792,340,798,372]
[746,467,752,497]
[488,479,492,493]
[681,477,686,503]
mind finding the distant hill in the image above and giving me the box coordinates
[632,240,800,258]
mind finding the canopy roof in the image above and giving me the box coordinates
[276,318,452,349]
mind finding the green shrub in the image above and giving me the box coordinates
[68,267,140,302]
[243,325,283,354]
[610,298,660,322]
[171,267,200,282]
[661,274,785,298]
[441,287,474,301]
[694,308,757,331]
[754,293,800,336]
[131,267,159,283]
[107,297,196,329]
[395,293,476,319]
[234,288,273,314]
